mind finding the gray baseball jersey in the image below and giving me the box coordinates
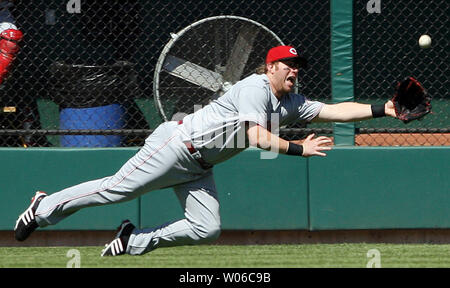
[34,73,323,255]
[181,73,323,164]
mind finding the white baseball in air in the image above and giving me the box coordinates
[418,34,432,49]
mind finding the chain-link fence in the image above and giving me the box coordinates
[0,0,447,147]
[0,0,331,147]
[354,0,449,146]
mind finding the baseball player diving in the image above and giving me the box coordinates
[15,45,400,256]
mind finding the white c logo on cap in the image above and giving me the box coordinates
[289,48,298,55]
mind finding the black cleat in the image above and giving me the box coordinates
[14,191,47,241]
[101,219,136,257]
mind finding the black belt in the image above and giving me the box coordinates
[178,120,213,170]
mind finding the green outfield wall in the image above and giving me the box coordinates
[1,147,448,231]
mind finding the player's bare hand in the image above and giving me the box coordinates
[301,134,332,157]
[385,100,397,118]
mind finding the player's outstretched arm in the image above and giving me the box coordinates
[312,101,396,123]
[316,77,431,124]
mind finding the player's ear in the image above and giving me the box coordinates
[266,62,276,74]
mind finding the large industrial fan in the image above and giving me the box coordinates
[153,15,285,121]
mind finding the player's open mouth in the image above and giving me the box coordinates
[287,76,296,85]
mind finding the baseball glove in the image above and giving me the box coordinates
[392,76,432,123]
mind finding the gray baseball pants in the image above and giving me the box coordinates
[34,121,221,255]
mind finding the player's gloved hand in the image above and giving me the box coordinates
[298,134,332,157]
[391,77,432,124]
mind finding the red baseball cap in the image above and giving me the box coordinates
[265,45,308,68]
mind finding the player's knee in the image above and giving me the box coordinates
[192,221,221,243]
[204,223,221,241]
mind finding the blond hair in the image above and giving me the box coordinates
[256,61,282,74]
[255,63,268,75]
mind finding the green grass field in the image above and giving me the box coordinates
[1,243,449,268]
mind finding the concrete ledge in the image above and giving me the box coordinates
[1,229,449,247]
